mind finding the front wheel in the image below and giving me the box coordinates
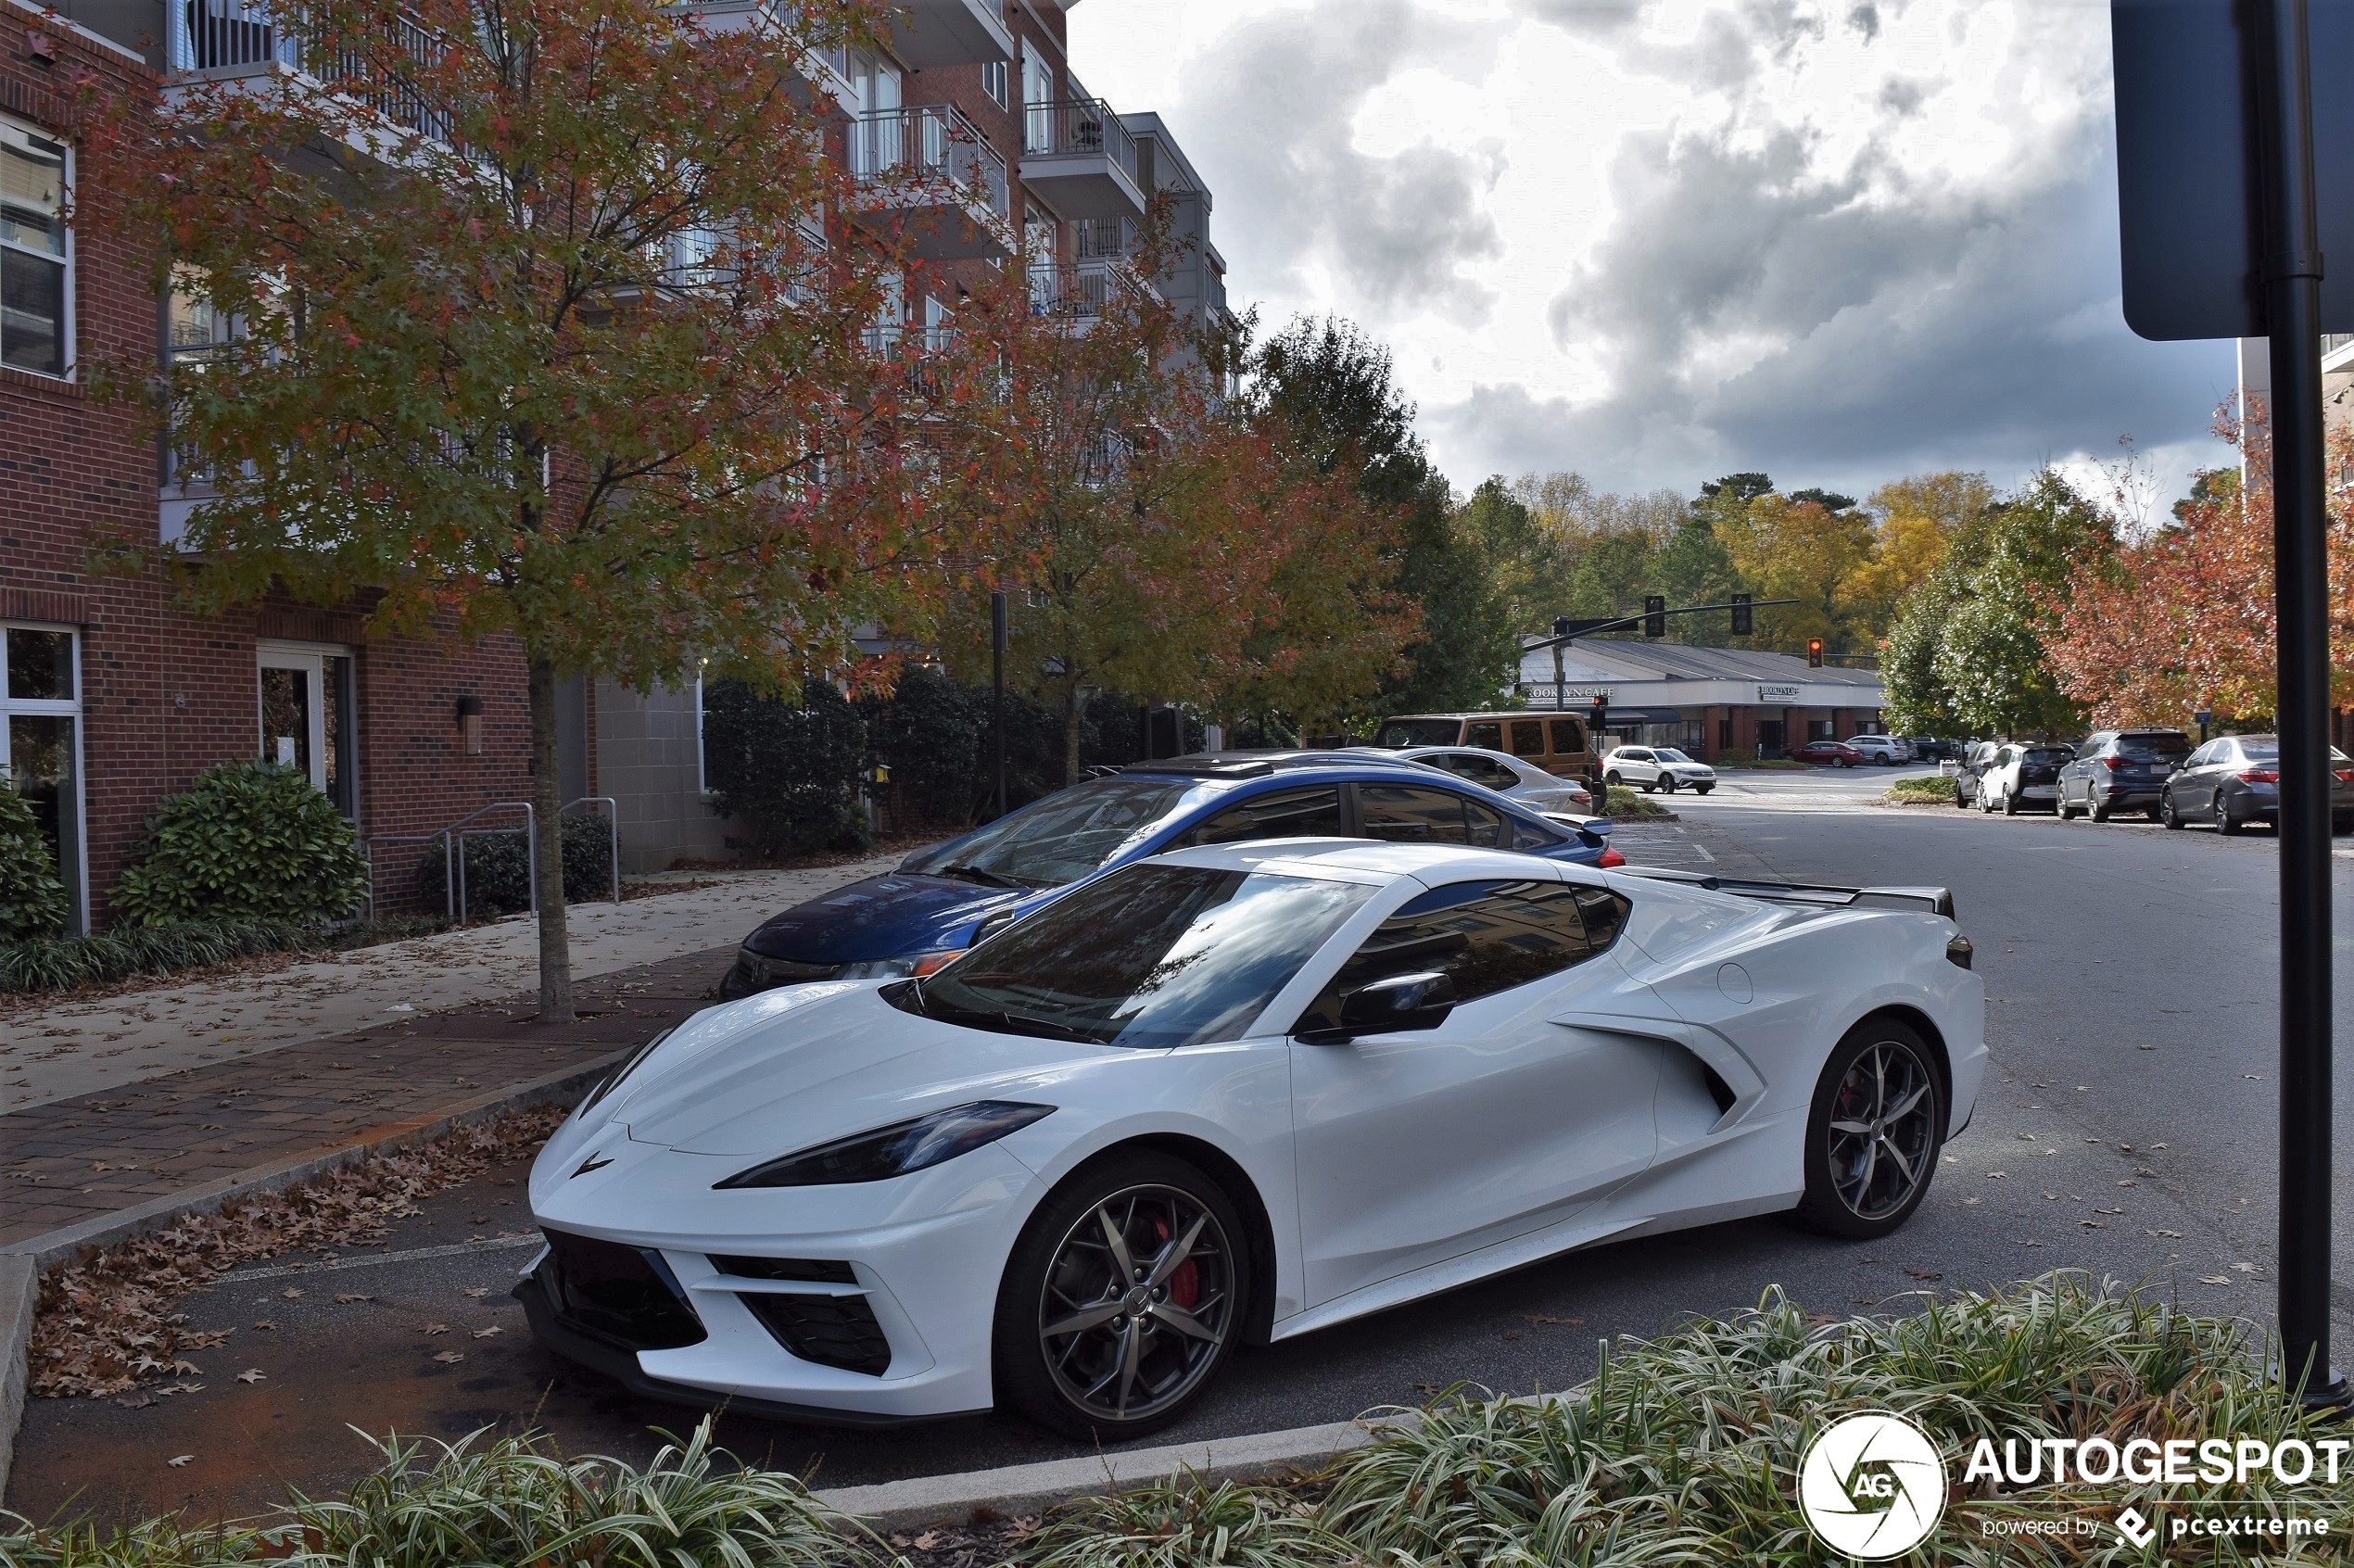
[1792,1018,1946,1240]
[993,1152,1249,1441]
[2163,790,2184,830]
[2002,788,2019,816]
[1661,776,1678,794]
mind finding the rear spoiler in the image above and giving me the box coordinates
[1620,866,1955,918]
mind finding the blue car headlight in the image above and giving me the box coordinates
[713,1101,1055,1189]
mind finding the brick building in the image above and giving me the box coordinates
[1,0,531,930]
[577,0,1236,870]
[1513,638,1890,762]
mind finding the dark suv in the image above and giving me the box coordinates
[2057,728,2191,822]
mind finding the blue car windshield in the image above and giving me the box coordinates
[899,778,1198,889]
[899,864,1377,1047]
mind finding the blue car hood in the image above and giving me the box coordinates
[741,872,1032,963]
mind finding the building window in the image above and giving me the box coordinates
[981,58,1007,107]
[1021,43,1055,153]
[257,642,358,817]
[1,117,71,378]
[3,624,83,930]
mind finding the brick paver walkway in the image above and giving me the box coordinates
[0,946,730,1248]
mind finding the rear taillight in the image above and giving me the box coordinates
[2335,769,2354,785]
[2102,756,2130,772]
[1596,846,1626,868]
[2239,768,2280,783]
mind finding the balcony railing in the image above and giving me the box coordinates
[167,2,450,140]
[1021,97,1137,183]
[1076,216,1136,260]
[851,103,1008,221]
[1028,258,1145,321]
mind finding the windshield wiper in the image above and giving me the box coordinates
[925,999,1101,1043]
[935,863,1031,890]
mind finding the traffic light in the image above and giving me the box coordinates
[1643,595,1666,639]
[1730,593,1753,637]
[1807,638,1824,668]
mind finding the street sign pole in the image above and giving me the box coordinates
[2254,0,2347,1407]
[991,590,1008,821]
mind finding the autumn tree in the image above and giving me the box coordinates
[1883,470,2113,736]
[90,0,972,1017]
[1255,318,1511,714]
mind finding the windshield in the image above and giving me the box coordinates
[1653,749,1692,764]
[899,778,1195,889]
[900,865,1377,1048]
[2022,747,2072,765]
[1373,719,1463,748]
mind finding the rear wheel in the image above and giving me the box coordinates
[2002,787,2019,816]
[2163,790,2184,830]
[1604,771,1623,788]
[993,1152,1249,1441]
[2218,794,2241,836]
[2091,794,2112,823]
[1793,1018,1946,1240]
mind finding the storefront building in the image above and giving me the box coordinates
[1514,638,1889,761]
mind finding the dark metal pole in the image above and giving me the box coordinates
[2256,0,2347,1408]
[991,591,1008,820]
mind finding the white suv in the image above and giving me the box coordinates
[1848,735,1907,765]
[1601,746,1717,795]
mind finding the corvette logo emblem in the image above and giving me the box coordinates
[1799,1410,1947,1559]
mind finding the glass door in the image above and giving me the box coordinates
[2,625,83,930]
[257,644,355,815]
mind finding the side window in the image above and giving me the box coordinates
[1549,717,1586,754]
[1291,878,1630,1031]
[1463,797,1504,849]
[1508,719,1546,758]
[1464,721,1503,751]
[1462,754,1514,789]
[1360,784,1483,845]
[1428,752,1482,782]
[1179,786,1344,848]
[1,119,70,377]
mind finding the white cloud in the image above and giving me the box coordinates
[1066,0,2239,504]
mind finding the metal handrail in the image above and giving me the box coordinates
[563,796,623,903]
[852,103,1008,221]
[1020,96,1138,183]
[167,2,452,140]
[356,800,531,925]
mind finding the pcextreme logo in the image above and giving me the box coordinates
[1799,1410,1949,1560]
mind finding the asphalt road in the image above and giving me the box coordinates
[17,764,2347,1524]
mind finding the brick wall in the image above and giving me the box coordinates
[0,11,528,928]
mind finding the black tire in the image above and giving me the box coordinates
[2163,790,2184,830]
[1604,771,1622,788]
[1839,757,1854,769]
[2091,794,2112,823]
[2002,787,2019,816]
[993,1150,1250,1441]
[1953,786,1969,809]
[2218,794,2241,836]
[1792,1018,1946,1240]
[1661,776,1678,794]
[2058,795,2079,822]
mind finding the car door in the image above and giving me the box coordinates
[2061,734,2101,806]
[1286,877,1661,1306]
[2173,742,2212,815]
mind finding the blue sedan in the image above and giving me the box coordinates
[717,751,1621,998]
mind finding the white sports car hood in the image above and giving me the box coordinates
[602,982,1104,1158]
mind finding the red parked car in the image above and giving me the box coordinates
[1789,740,1865,767]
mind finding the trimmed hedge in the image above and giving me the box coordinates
[0,786,69,942]
[113,762,368,928]
[413,813,619,921]
[701,677,875,857]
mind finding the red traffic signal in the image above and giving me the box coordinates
[1807,639,1825,668]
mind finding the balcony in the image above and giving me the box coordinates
[1028,257,1152,326]
[848,104,1010,260]
[167,1,451,142]
[1019,98,1145,221]
[678,2,856,116]
[881,0,1015,69]
[2325,334,2354,376]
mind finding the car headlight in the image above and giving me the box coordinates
[837,951,964,980]
[713,1101,1056,1190]
[578,1027,674,1118]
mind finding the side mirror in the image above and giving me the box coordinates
[1323,971,1458,1040]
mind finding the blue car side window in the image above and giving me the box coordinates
[1178,786,1345,848]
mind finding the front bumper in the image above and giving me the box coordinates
[521,1134,1034,1421]
[718,950,847,1000]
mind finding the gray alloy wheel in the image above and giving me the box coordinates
[1662,776,1678,794]
[1795,1020,1945,1239]
[2058,792,2080,822]
[994,1157,1248,1440]
[2002,785,2019,816]
[2091,791,2112,823]
[2218,791,2240,835]
[2163,790,2184,830]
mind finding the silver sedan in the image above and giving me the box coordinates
[1397,745,1596,815]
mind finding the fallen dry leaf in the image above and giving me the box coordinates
[2147,1229,2183,1238]
[2200,1275,2232,1285]
[423,1323,449,1336]
[2234,1262,2261,1273]
[280,1288,303,1300]
[911,1532,942,1551]
[1904,1269,1943,1281]
[251,1321,275,1332]
[471,1326,503,1339]
[1501,1330,1522,1342]
[462,1287,489,1298]
[333,1294,372,1305]
[1523,1313,1583,1325]
[235,1369,264,1384]
[167,1455,193,1468]
[431,1350,464,1364]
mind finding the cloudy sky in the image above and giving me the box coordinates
[1065,0,2241,511]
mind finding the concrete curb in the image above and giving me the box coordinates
[815,1414,1407,1531]
[0,1255,32,1511]
[0,1047,627,1500]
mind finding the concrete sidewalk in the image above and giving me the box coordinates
[0,853,906,1250]
[1,857,903,1114]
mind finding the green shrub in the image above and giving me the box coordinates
[0,785,70,942]
[1886,775,1952,803]
[701,677,874,856]
[413,814,617,920]
[113,763,367,928]
[1028,1473,1342,1568]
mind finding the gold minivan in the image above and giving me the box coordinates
[1371,712,1597,781]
